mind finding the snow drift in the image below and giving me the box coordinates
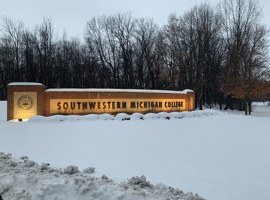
[0,152,204,200]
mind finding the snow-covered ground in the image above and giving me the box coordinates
[0,101,7,121]
[1,100,270,200]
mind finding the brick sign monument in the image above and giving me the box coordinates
[7,82,195,120]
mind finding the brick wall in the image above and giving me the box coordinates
[44,90,195,116]
[7,83,195,120]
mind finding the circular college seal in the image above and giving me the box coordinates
[17,95,34,110]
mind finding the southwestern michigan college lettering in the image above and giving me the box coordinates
[55,99,184,113]
[7,83,195,120]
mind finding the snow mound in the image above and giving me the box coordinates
[128,175,152,187]
[0,152,204,200]
[130,113,144,120]
[28,109,222,122]
[64,165,79,175]
[115,113,131,121]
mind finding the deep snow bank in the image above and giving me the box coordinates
[0,152,204,200]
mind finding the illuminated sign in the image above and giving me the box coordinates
[7,83,195,120]
[14,92,37,119]
[50,99,186,114]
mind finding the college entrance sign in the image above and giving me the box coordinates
[7,83,195,120]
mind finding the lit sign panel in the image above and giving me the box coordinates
[50,99,186,114]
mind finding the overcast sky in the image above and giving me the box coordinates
[0,0,270,39]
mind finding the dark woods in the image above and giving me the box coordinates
[0,0,269,114]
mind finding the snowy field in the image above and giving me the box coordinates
[1,101,270,200]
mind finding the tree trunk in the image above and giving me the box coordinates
[248,100,252,115]
[244,99,248,115]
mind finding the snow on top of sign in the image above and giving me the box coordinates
[8,82,43,86]
[182,89,194,93]
[45,88,194,94]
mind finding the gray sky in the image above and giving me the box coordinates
[0,0,270,39]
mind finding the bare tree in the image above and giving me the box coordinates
[35,18,55,87]
[0,17,24,81]
[112,13,135,88]
[220,0,270,114]
[85,16,117,87]
[85,13,136,88]
[166,4,224,109]
[21,29,39,82]
[133,18,158,88]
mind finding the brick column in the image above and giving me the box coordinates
[7,83,45,120]
[187,91,195,111]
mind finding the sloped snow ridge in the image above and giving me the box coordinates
[0,153,204,200]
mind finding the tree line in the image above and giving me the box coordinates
[0,0,269,114]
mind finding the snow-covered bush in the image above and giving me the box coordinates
[130,113,144,120]
[99,114,114,120]
[143,113,160,120]
[158,112,171,120]
[82,114,100,121]
[115,113,130,121]
[169,112,184,119]
[27,109,223,123]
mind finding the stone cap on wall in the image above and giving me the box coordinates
[45,88,194,94]
[8,82,44,86]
